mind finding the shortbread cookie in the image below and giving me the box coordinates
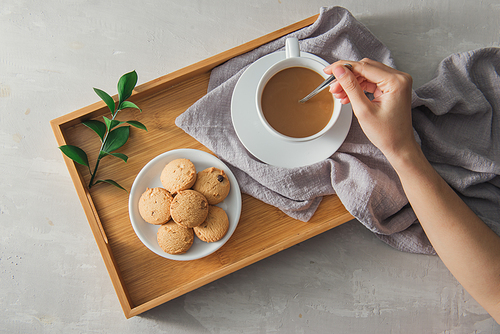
[170,190,209,228]
[160,158,197,195]
[157,221,194,254]
[192,167,231,205]
[138,187,173,225]
[194,205,229,243]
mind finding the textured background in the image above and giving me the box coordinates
[1,0,499,332]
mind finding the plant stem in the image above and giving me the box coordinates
[88,158,101,188]
[88,106,120,188]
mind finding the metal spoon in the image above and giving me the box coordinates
[298,74,336,103]
[299,63,353,103]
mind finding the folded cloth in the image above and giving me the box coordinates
[379,48,500,253]
[176,6,500,254]
[408,48,500,236]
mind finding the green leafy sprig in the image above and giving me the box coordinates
[59,70,147,191]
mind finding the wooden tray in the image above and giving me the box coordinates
[50,14,353,318]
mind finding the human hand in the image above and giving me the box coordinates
[324,59,417,163]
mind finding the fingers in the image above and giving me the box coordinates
[330,74,375,103]
[325,59,412,108]
[325,58,399,84]
[327,63,372,108]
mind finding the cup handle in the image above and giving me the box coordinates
[285,37,300,58]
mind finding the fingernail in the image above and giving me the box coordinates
[333,66,346,79]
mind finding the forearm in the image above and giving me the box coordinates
[327,59,500,322]
[389,144,500,322]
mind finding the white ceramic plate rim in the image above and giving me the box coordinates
[128,149,242,261]
[231,51,352,168]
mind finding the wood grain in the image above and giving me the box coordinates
[50,13,353,318]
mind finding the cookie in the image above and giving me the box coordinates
[194,205,229,243]
[138,187,173,225]
[160,158,197,195]
[157,221,194,254]
[192,167,231,205]
[170,190,209,228]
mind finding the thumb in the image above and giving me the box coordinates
[332,65,371,109]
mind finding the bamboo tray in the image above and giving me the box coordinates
[50,14,353,318]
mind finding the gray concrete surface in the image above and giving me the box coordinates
[1,0,500,333]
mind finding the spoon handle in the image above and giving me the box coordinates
[298,74,336,103]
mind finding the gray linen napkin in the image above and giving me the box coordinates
[407,48,500,238]
[378,48,500,252]
[176,6,500,254]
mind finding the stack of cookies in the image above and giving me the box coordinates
[138,158,231,255]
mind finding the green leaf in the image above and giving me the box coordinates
[93,88,116,115]
[102,126,130,153]
[103,116,112,130]
[98,151,128,162]
[59,145,89,167]
[109,152,128,162]
[82,120,106,141]
[126,120,147,131]
[103,116,123,131]
[117,70,138,105]
[118,101,142,112]
[98,150,108,160]
[95,179,127,191]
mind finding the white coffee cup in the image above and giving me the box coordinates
[255,37,341,142]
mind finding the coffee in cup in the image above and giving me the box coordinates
[256,38,340,142]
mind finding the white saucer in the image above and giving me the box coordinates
[231,51,352,168]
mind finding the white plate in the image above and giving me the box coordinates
[231,51,352,168]
[128,149,242,261]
